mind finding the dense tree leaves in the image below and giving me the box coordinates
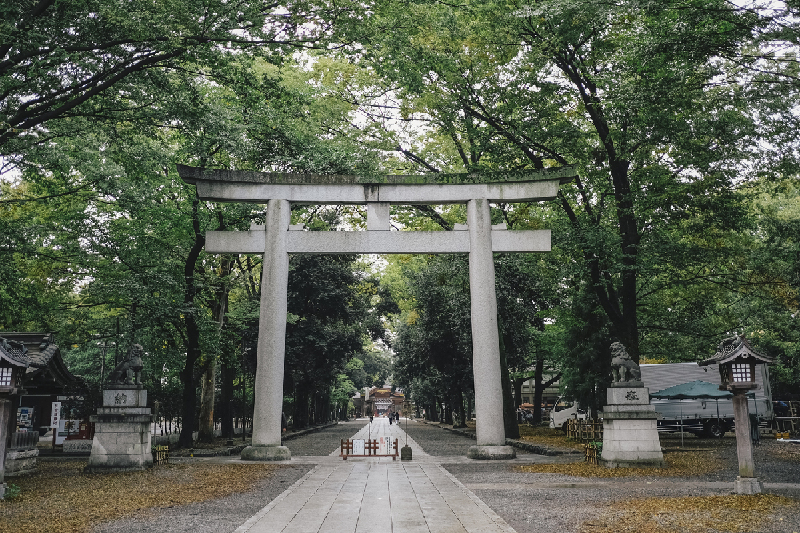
[336,0,780,364]
[0,0,363,161]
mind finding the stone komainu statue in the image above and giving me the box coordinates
[610,341,642,383]
[107,344,145,387]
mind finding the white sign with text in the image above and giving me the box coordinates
[352,439,365,455]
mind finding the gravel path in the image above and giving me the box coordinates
[91,419,800,533]
[403,421,800,533]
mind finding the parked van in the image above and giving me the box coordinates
[549,397,588,431]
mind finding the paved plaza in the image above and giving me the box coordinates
[92,417,800,533]
[235,418,519,533]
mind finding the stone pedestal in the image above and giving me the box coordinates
[241,444,291,461]
[4,449,38,477]
[468,445,516,460]
[600,386,664,468]
[734,476,763,495]
[86,388,153,473]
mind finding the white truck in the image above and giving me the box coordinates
[550,362,774,437]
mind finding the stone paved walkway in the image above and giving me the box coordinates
[234,418,518,533]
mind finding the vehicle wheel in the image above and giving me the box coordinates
[703,420,725,438]
[561,421,569,434]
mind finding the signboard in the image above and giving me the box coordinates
[352,439,365,456]
[56,419,78,445]
[17,407,34,430]
[51,401,61,429]
[378,436,389,455]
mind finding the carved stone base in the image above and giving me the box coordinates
[467,445,516,460]
[4,448,38,477]
[734,476,763,495]
[86,389,153,473]
[241,445,291,461]
[601,387,664,468]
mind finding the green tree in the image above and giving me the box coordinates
[338,0,777,366]
[0,0,357,160]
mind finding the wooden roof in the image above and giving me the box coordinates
[700,335,774,367]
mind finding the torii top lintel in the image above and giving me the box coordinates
[177,164,576,205]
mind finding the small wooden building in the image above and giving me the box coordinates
[0,333,82,435]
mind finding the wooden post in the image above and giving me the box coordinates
[732,391,755,478]
[0,398,10,488]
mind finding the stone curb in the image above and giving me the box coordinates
[188,422,341,457]
[282,421,340,442]
[419,420,577,456]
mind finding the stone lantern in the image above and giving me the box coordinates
[0,337,30,499]
[700,335,773,494]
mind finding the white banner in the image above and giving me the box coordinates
[50,401,61,429]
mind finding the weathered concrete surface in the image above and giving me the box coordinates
[86,411,153,472]
[234,419,518,533]
[468,445,517,460]
[86,386,153,472]
[205,228,551,255]
[601,387,664,468]
[468,199,506,450]
[4,448,38,476]
[241,445,291,462]
[244,199,291,460]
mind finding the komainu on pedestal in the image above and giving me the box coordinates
[86,344,153,473]
[600,342,664,468]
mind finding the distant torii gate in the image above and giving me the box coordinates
[178,164,575,460]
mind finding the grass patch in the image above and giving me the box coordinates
[0,460,281,533]
[579,494,800,533]
[516,449,722,478]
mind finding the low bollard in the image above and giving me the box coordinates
[401,445,412,461]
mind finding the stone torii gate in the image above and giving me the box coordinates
[178,164,575,460]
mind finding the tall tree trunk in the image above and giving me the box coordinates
[513,377,525,408]
[197,361,216,442]
[220,359,234,439]
[178,197,205,449]
[197,254,232,443]
[498,318,520,439]
[453,390,466,428]
[294,380,309,429]
[532,357,561,425]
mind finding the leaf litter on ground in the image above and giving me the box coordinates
[579,494,800,533]
[0,460,281,533]
[515,425,800,532]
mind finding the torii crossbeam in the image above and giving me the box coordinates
[178,164,575,460]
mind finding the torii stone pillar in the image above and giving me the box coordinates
[467,198,509,457]
[242,199,291,460]
[177,164,575,461]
